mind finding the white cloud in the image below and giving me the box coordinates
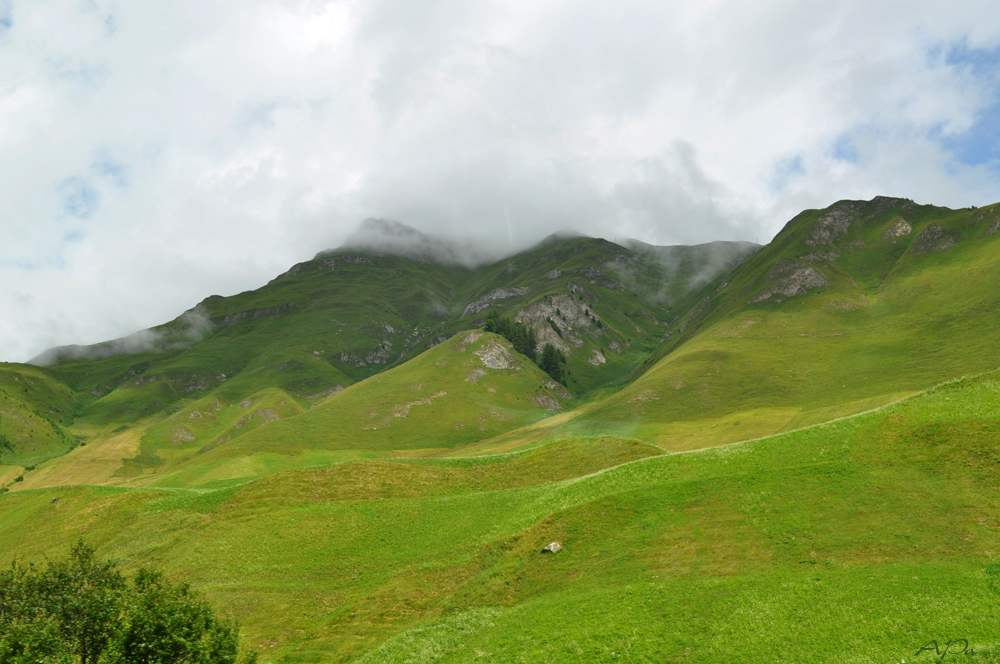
[1,0,999,361]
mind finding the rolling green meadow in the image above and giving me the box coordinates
[4,199,1000,661]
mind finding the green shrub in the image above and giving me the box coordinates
[0,542,255,664]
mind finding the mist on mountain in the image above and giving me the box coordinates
[331,218,521,268]
[28,307,213,367]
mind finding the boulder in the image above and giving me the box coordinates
[541,542,562,554]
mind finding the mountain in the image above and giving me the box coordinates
[555,197,1000,448]
[9,222,757,484]
[6,198,1000,662]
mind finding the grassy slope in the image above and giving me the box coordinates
[142,331,575,488]
[18,331,576,491]
[12,233,743,487]
[2,372,1000,661]
[559,199,1000,450]
[0,364,78,476]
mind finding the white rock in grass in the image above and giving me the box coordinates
[541,542,562,554]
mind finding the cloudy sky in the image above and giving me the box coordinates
[2,0,1000,361]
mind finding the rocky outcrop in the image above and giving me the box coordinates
[911,223,956,255]
[805,197,917,247]
[463,287,530,316]
[530,393,562,410]
[475,340,513,370]
[513,293,592,354]
[801,249,841,262]
[571,268,626,291]
[882,218,912,239]
[171,428,196,444]
[365,347,390,365]
[340,351,367,367]
[306,385,344,403]
[465,367,487,384]
[588,349,607,366]
[805,207,855,246]
[751,259,829,303]
[864,196,916,222]
[679,297,710,333]
[541,542,562,554]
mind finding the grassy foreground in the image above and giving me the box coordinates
[3,370,1000,662]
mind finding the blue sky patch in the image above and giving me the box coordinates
[939,42,1000,167]
[940,98,1000,167]
[770,154,806,193]
[0,0,12,31]
[831,136,858,163]
[94,157,129,187]
[58,177,100,219]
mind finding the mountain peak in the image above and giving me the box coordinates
[319,218,504,268]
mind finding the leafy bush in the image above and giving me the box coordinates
[0,542,255,664]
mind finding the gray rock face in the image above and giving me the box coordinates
[803,197,917,248]
[541,542,562,554]
[463,287,530,316]
[171,428,196,443]
[679,297,710,333]
[544,380,573,400]
[805,208,855,246]
[911,223,956,255]
[530,393,562,410]
[751,259,829,304]
[465,367,487,384]
[475,340,513,370]
[865,196,916,221]
[588,349,607,366]
[514,293,592,354]
[882,218,912,239]
[547,270,562,279]
[801,249,841,262]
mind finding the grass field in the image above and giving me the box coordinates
[4,199,1000,662]
[3,370,1000,662]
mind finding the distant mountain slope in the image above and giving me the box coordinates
[562,197,1000,449]
[119,331,576,488]
[10,222,755,486]
[9,220,755,488]
[0,364,78,471]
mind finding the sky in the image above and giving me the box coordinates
[2,0,1000,362]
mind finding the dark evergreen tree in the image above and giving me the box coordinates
[539,344,565,384]
[0,414,11,458]
[483,311,536,361]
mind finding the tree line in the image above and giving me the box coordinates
[484,310,567,384]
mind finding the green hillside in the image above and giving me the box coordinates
[6,199,1000,661]
[115,331,577,489]
[561,198,1000,449]
[4,223,753,490]
[0,364,79,481]
[2,369,1000,661]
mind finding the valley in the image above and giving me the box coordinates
[3,197,1000,662]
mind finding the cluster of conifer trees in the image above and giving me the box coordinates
[483,310,567,384]
[0,414,12,458]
